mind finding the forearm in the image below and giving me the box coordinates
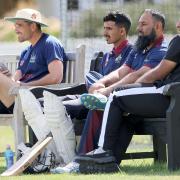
[21,73,63,86]
[108,78,133,91]
[88,70,120,93]
[136,69,162,83]
[99,67,130,87]
[22,60,64,86]
[99,72,120,87]
[109,68,150,89]
[114,72,140,85]
[136,60,177,83]
[136,73,157,83]
[89,71,123,93]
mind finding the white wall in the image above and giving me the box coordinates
[78,0,95,10]
[36,0,60,18]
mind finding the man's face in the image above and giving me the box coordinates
[14,20,33,42]
[103,21,124,46]
[137,12,155,37]
[135,12,157,51]
[176,20,180,32]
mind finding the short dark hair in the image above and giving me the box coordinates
[36,23,42,31]
[144,9,165,30]
[103,11,131,34]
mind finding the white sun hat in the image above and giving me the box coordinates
[4,8,48,27]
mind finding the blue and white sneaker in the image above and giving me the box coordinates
[50,161,79,174]
[80,93,107,110]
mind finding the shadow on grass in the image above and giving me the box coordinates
[121,162,180,176]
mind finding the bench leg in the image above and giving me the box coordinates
[13,95,26,155]
[153,135,166,163]
[167,109,180,170]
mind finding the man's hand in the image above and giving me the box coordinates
[88,82,105,94]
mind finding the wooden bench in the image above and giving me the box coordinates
[0,44,86,153]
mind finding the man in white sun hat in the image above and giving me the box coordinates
[0,9,71,169]
[0,8,67,114]
[0,8,68,167]
[5,8,48,27]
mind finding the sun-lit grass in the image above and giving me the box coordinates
[1,127,180,179]
[1,158,180,180]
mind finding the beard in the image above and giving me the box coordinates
[134,28,156,51]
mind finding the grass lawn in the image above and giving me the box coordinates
[0,127,180,180]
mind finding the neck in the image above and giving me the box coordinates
[113,37,127,48]
[29,31,43,46]
[147,34,164,50]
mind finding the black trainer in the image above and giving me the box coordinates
[74,150,120,174]
[75,150,116,164]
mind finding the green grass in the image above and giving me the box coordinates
[1,127,180,179]
[1,159,180,180]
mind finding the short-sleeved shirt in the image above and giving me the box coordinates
[99,40,133,75]
[18,33,67,83]
[124,38,167,71]
[159,35,180,86]
[85,40,133,88]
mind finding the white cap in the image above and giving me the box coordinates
[4,8,48,27]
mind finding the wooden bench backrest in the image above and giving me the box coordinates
[0,44,86,84]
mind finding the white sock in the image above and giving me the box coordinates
[94,147,105,154]
[43,91,76,164]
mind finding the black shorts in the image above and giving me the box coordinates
[0,101,14,114]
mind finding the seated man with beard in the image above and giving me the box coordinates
[51,9,168,173]
[77,9,168,155]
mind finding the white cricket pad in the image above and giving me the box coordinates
[19,89,61,163]
[19,89,49,140]
[43,91,76,164]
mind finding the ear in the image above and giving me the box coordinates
[119,27,126,36]
[30,23,37,32]
[155,21,162,31]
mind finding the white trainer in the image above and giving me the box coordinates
[50,161,79,174]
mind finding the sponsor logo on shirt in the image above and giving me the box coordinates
[20,60,24,66]
[115,54,122,64]
[29,53,36,63]
[144,58,149,62]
